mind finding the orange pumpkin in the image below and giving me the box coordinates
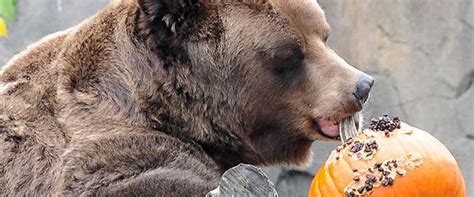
[308,118,466,197]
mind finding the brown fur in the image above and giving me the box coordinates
[0,0,368,195]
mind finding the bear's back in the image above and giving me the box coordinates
[0,30,70,194]
[0,2,135,193]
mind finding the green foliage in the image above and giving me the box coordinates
[0,0,17,21]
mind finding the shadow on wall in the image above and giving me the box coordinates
[1,0,472,196]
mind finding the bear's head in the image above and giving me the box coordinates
[135,0,374,168]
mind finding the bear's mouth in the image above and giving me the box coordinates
[312,113,361,140]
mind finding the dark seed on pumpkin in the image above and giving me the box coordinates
[396,170,404,176]
[364,147,371,152]
[353,169,358,172]
[367,174,377,182]
[374,163,382,168]
[346,191,355,197]
[350,147,357,152]
[351,145,362,153]
[383,171,390,176]
[387,178,394,185]
[365,184,373,191]
[353,176,360,181]
[371,143,378,150]
[357,187,365,194]
[346,137,354,144]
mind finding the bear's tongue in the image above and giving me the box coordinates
[316,119,340,137]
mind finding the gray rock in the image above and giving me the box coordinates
[207,164,278,197]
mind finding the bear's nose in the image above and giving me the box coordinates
[355,74,374,102]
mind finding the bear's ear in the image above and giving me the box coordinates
[137,0,201,48]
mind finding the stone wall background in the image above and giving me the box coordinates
[1,0,472,196]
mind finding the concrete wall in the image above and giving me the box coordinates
[1,0,472,196]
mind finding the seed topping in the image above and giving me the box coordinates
[369,114,401,137]
[344,153,423,196]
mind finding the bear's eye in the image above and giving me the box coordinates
[271,48,305,74]
[276,50,304,73]
[323,34,329,43]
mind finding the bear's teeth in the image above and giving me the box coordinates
[339,115,359,144]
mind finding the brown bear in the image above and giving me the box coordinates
[0,0,374,196]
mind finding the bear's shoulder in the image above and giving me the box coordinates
[1,30,68,84]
